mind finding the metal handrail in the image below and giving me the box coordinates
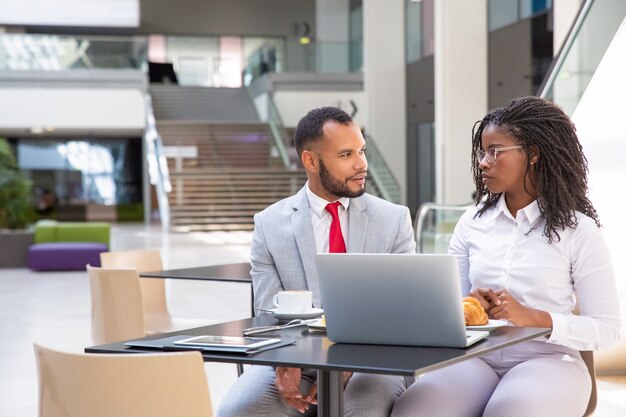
[414,202,472,253]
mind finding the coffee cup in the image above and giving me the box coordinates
[272,290,312,314]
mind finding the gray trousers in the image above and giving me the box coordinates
[218,366,406,417]
[391,341,591,417]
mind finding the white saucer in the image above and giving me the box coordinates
[466,319,508,331]
[307,318,326,330]
[269,308,324,320]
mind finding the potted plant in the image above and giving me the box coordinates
[0,138,35,268]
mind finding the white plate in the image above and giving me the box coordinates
[466,319,508,331]
[269,308,324,320]
[306,318,326,330]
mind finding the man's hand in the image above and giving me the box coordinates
[302,371,353,406]
[275,367,314,413]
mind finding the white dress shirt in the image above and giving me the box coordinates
[305,183,349,253]
[449,195,621,351]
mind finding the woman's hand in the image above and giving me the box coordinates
[470,288,498,311]
[487,289,553,328]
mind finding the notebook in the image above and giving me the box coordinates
[315,253,489,348]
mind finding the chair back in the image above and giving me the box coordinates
[100,249,169,330]
[87,265,144,345]
[34,343,213,417]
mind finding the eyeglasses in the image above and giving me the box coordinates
[477,145,523,164]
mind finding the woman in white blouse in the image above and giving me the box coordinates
[392,96,621,417]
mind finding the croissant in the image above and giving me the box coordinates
[463,296,489,326]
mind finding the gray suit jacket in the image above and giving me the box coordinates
[251,186,416,313]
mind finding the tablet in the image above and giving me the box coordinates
[173,335,281,350]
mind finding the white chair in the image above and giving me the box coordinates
[415,202,598,417]
[100,249,209,334]
[34,343,213,417]
[87,265,144,345]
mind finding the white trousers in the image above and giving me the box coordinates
[391,341,591,417]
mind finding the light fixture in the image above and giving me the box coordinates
[297,22,311,45]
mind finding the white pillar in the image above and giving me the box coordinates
[434,0,488,204]
[316,0,350,72]
[363,0,407,202]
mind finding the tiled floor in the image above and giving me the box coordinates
[1,223,624,416]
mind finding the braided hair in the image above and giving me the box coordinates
[471,96,600,243]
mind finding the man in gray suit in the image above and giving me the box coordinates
[218,107,416,417]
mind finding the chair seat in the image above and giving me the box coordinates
[28,242,107,271]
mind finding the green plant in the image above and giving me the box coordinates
[0,138,34,229]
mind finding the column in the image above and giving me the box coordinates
[363,0,407,202]
[434,0,488,204]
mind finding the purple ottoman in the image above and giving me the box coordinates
[27,242,107,271]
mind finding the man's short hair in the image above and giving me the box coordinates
[294,107,353,157]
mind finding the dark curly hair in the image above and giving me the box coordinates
[294,107,353,157]
[471,96,600,243]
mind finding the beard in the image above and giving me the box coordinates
[319,159,366,198]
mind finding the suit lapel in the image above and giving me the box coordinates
[347,195,368,253]
[290,188,321,305]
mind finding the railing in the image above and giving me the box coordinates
[143,94,171,230]
[0,33,147,71]
[364,134,402,204]
[414,203,472,254]
[538,0,626,114]
[267,94,292,169]
[243,40,361,86]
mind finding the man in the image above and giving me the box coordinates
[218,107,416,417]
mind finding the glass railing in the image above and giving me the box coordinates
[0,33,147,71]
[266,94,293,169]
[143,94,171,230]
[364,134,402,204]
[538,0,626,114]
[243,40,362,85]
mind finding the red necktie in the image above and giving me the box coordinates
[325,202,347,253]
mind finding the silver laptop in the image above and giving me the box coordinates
[316,253,489,348]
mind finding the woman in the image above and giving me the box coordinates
[392,96,621,417]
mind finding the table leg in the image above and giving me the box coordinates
[317,369,344,417]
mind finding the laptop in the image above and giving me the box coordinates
[315,253,489,348]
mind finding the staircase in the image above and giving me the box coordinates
[150,85,387,232]
[157,121,307,232]
[150,85,258,122]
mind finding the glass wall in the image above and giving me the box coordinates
[147,34,286,88]
[489,0,552,31]
[17,138,142,209]
[349,3,363,72]
[0,34,147,71]
[406,0,435,64]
